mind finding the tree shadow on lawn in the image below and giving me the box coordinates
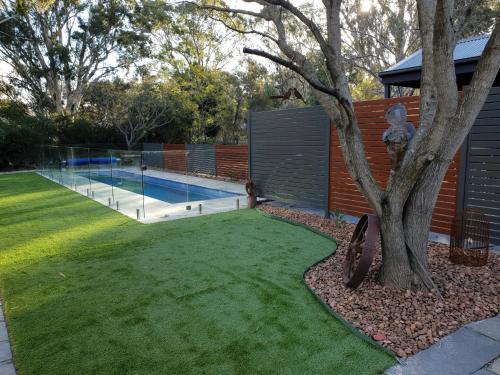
[0,173,395,375]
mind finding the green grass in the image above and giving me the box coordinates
[0,173,394,375]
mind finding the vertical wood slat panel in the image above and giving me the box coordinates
[215,145,248,180]
[329,96,460,234]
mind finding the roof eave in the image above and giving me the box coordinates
[379,56,481,78]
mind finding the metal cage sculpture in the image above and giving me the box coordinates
[450,208,490,266]
[343,214,380,288]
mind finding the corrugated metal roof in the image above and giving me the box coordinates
[381,34,490,74]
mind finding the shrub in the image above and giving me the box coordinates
[0,101,55,171]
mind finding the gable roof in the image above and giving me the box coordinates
[380,34,490,76]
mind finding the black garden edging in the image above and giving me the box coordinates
[257,209,396,360]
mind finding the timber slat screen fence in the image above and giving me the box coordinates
[143,143,249,181]
[328,96,460,235]
[144,88,500,241]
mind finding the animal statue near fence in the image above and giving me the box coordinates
[246,180,257,208]
[382,104,416,173]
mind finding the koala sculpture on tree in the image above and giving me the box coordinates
[382,104,416,173]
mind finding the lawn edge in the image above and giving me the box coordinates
[257,209,397,361]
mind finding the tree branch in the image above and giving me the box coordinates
[242,47,340,98]
[206,15,279,44]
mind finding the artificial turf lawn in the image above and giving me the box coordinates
[0,173,395,375]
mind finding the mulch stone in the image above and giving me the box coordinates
[259,204,500,357]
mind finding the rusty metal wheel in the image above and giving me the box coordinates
[343,214,380,288]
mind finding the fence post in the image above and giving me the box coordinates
[247,110,253,181]
[456,134,470,216]
[215,144,219,178]
[324,118,331,218]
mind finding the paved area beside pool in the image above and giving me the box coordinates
[38,169,247,222]
[386,314,500,375]
[142,169,246,195]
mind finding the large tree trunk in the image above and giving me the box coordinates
[379,208,418,289]
[378,159,453,289]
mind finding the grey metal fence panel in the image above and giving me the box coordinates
[460,86,500,245]
[143,143,164,169]
[186,144,216,175]
[249,106,330,213]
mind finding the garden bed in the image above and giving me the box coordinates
[259,204,499,357]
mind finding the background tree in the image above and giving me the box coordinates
[154,2,238,74]
[341,0,498,98]
[203,0,500,289]
[82,79,173,150]
[165,66,246,143]
[122,82,173,150]
[237,59,276,111]
[0,99,54,169]
[0,0,161,114]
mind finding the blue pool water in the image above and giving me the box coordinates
[79,171,239,204]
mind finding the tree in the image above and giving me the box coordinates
[165,66,246,143]
[81,79,130,131]
[341,0,419,82]
[83,79,173,150]
[0,0,159,114]
[154,2,238,74]
[204,0,500,289]
[121,83,173,150]
[341,0,498,98]
[236,59,276,111]
[0,99,55,170]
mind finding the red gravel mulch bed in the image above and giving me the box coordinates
[259,204,500,358]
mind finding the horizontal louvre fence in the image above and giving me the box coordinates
[329,96,460,234]
[143,142,164,169]
[249,107,330,212]
[216,145,248,180]
[460,87,500,245]
[186,144,216,176]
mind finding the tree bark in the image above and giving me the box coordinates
[379,208,417,288]
[378,158,452,289]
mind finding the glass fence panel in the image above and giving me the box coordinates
[69,146,92,196]
[36,146,247,222]
[86,148,113,205]
[109,149,145,219]
[57,146,71,187]
[139,149,246,221]
[186,145,216,178]
[163,149,188,174]
[46,145,63,182]
[38,145,48,177]
[64,146,77,191]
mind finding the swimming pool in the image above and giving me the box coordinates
[79,170,239,204]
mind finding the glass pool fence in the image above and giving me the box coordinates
[38,146,246,221]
